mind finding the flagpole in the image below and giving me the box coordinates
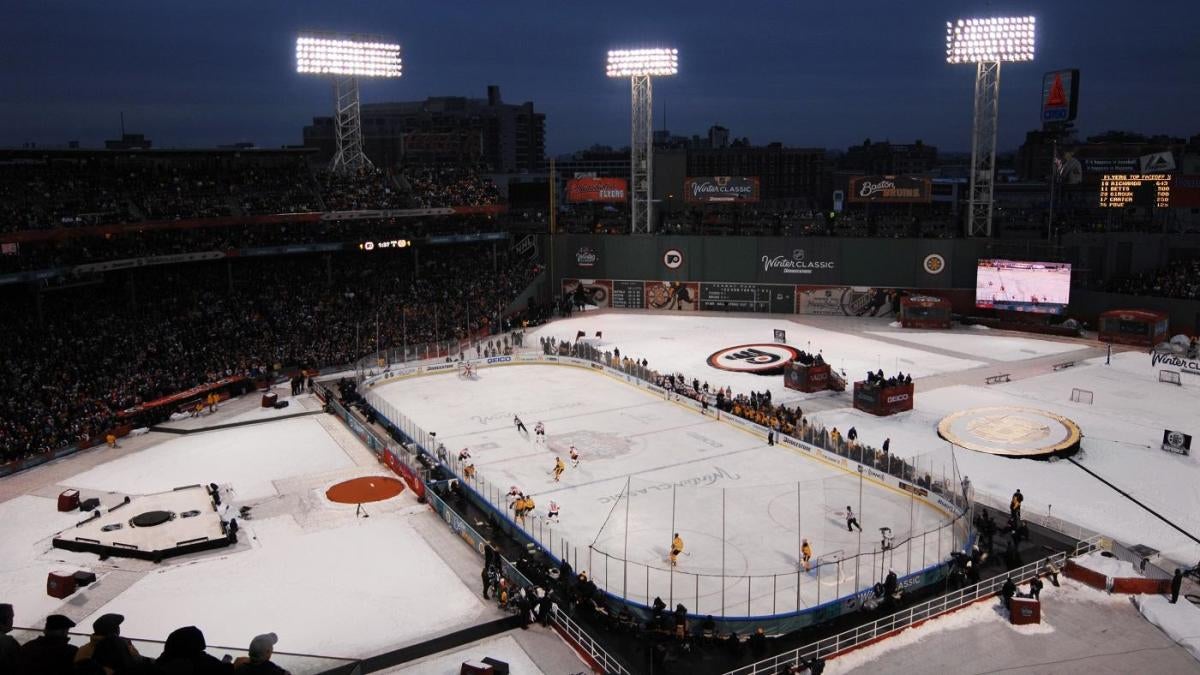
[1048,138,1057,240]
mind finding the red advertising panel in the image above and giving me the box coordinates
[1170,175,1200,208]
[684,177,761,203]
[848,176,932,203]
[566,177,627,203]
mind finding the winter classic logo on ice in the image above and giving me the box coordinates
[707,343,801,374]
[761,249,836,275]
[1151,352,1200,376]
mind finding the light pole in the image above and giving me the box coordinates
[946,17,1036,237]
[296,33,403,173]
[606,48,678,234]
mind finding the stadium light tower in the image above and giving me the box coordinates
[946,17,1036,237]
[296,33,402,173]
[607,48,678,234]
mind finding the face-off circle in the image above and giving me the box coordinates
[707,343,801,374]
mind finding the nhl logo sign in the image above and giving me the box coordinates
[707,343,801,375]
[663,249,684,269]
[923,254,945,275]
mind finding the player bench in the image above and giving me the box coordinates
[1052,361,1076,371]
[985,373,1011,385]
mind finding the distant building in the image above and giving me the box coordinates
[841,139,937,175]
[708,125,730,149]
[302,85,545,172]
[104,133,152,150]
[686,143,826,206]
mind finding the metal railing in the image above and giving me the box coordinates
[722,534,1103,675]
[423,488,632,675]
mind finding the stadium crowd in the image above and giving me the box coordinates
[0,247,540,465]
[1104,258,1200,300]
[0,216,506,273]
[0,604,291,674]
[0,156,503,235]
[402,167,501,209]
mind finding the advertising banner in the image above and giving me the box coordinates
[1041,69,1080,126]
[758,244,839,283]
[795,287,898,317]
[848,176,932,203]
[684,176,761,203]
[644,281,699,310]
[566,177,627,203]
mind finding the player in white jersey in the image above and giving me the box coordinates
[569,445,580,467]
[547,501,561,522]
[534,421,545,442]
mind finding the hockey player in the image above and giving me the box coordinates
[507,485,522,509]
[458,447,472,462]
[547,500,560,522]
[846,506,862,532]
[569,445,580,467]
[463,463,476,479]
[669,533,684,567]
[514,415,527,434]
[1010,489,1023,520]
[801,538,813,572]
[552,457,566,482]
[534,421,545,442]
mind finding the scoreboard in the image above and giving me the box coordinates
[1099,174,1171,209]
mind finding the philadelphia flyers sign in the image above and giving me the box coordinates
[707,343,801,375]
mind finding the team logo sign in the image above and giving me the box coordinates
[923,254,946,275]
[707,343,801,375]
[663,249,684,269]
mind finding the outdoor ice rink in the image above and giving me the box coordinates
[376,364,956,616]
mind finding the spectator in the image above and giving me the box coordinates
[233,633,290,674]
[0,603,18,674]
[156,625,233,674]
[18,614,78,675]
[74,613,141,671]
[1171,568,1183,604]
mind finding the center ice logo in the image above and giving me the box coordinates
[707,343,801,374]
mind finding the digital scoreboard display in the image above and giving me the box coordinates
[976,259,1071,314]
[1099,174,1171,209]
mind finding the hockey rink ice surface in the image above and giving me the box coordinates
[377,365,953,617]
[528,314,1200,565]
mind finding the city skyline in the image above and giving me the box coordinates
[2,1,1198,156]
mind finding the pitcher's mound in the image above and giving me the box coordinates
[326,476,405,504]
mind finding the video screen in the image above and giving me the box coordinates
[976,259,1071,314]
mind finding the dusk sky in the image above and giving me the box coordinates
[3,1,1198,155]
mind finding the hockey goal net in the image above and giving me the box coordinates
[1069,388,1094,404]
[457,363,478,379]
[1159,370,1183,386]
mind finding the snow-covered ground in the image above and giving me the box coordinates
[863,329,1087,362]
[525,313,1199,566]
[1135,594,1200,663]
[377,364,953,615]
[68,417,353,501]
[531,313,983,402]
[77,515,485,657]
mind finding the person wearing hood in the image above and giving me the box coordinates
[156,625,233,674]
[18,614,78,675]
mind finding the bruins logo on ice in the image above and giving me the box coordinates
[707,343,801,375]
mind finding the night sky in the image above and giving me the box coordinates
[3,1,1198,156]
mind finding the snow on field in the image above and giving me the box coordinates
[66,417,353,500]
[864,329,1087,362]
[530,313,983,401]
[78,514,485,657]
[1135,594,1200,663]
[0,495,89,627]
[1073,551,1141,578]
[826,577,1125,674]
[806,351,1200,562]
[377,365,951,614]
[391,635,544,674]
